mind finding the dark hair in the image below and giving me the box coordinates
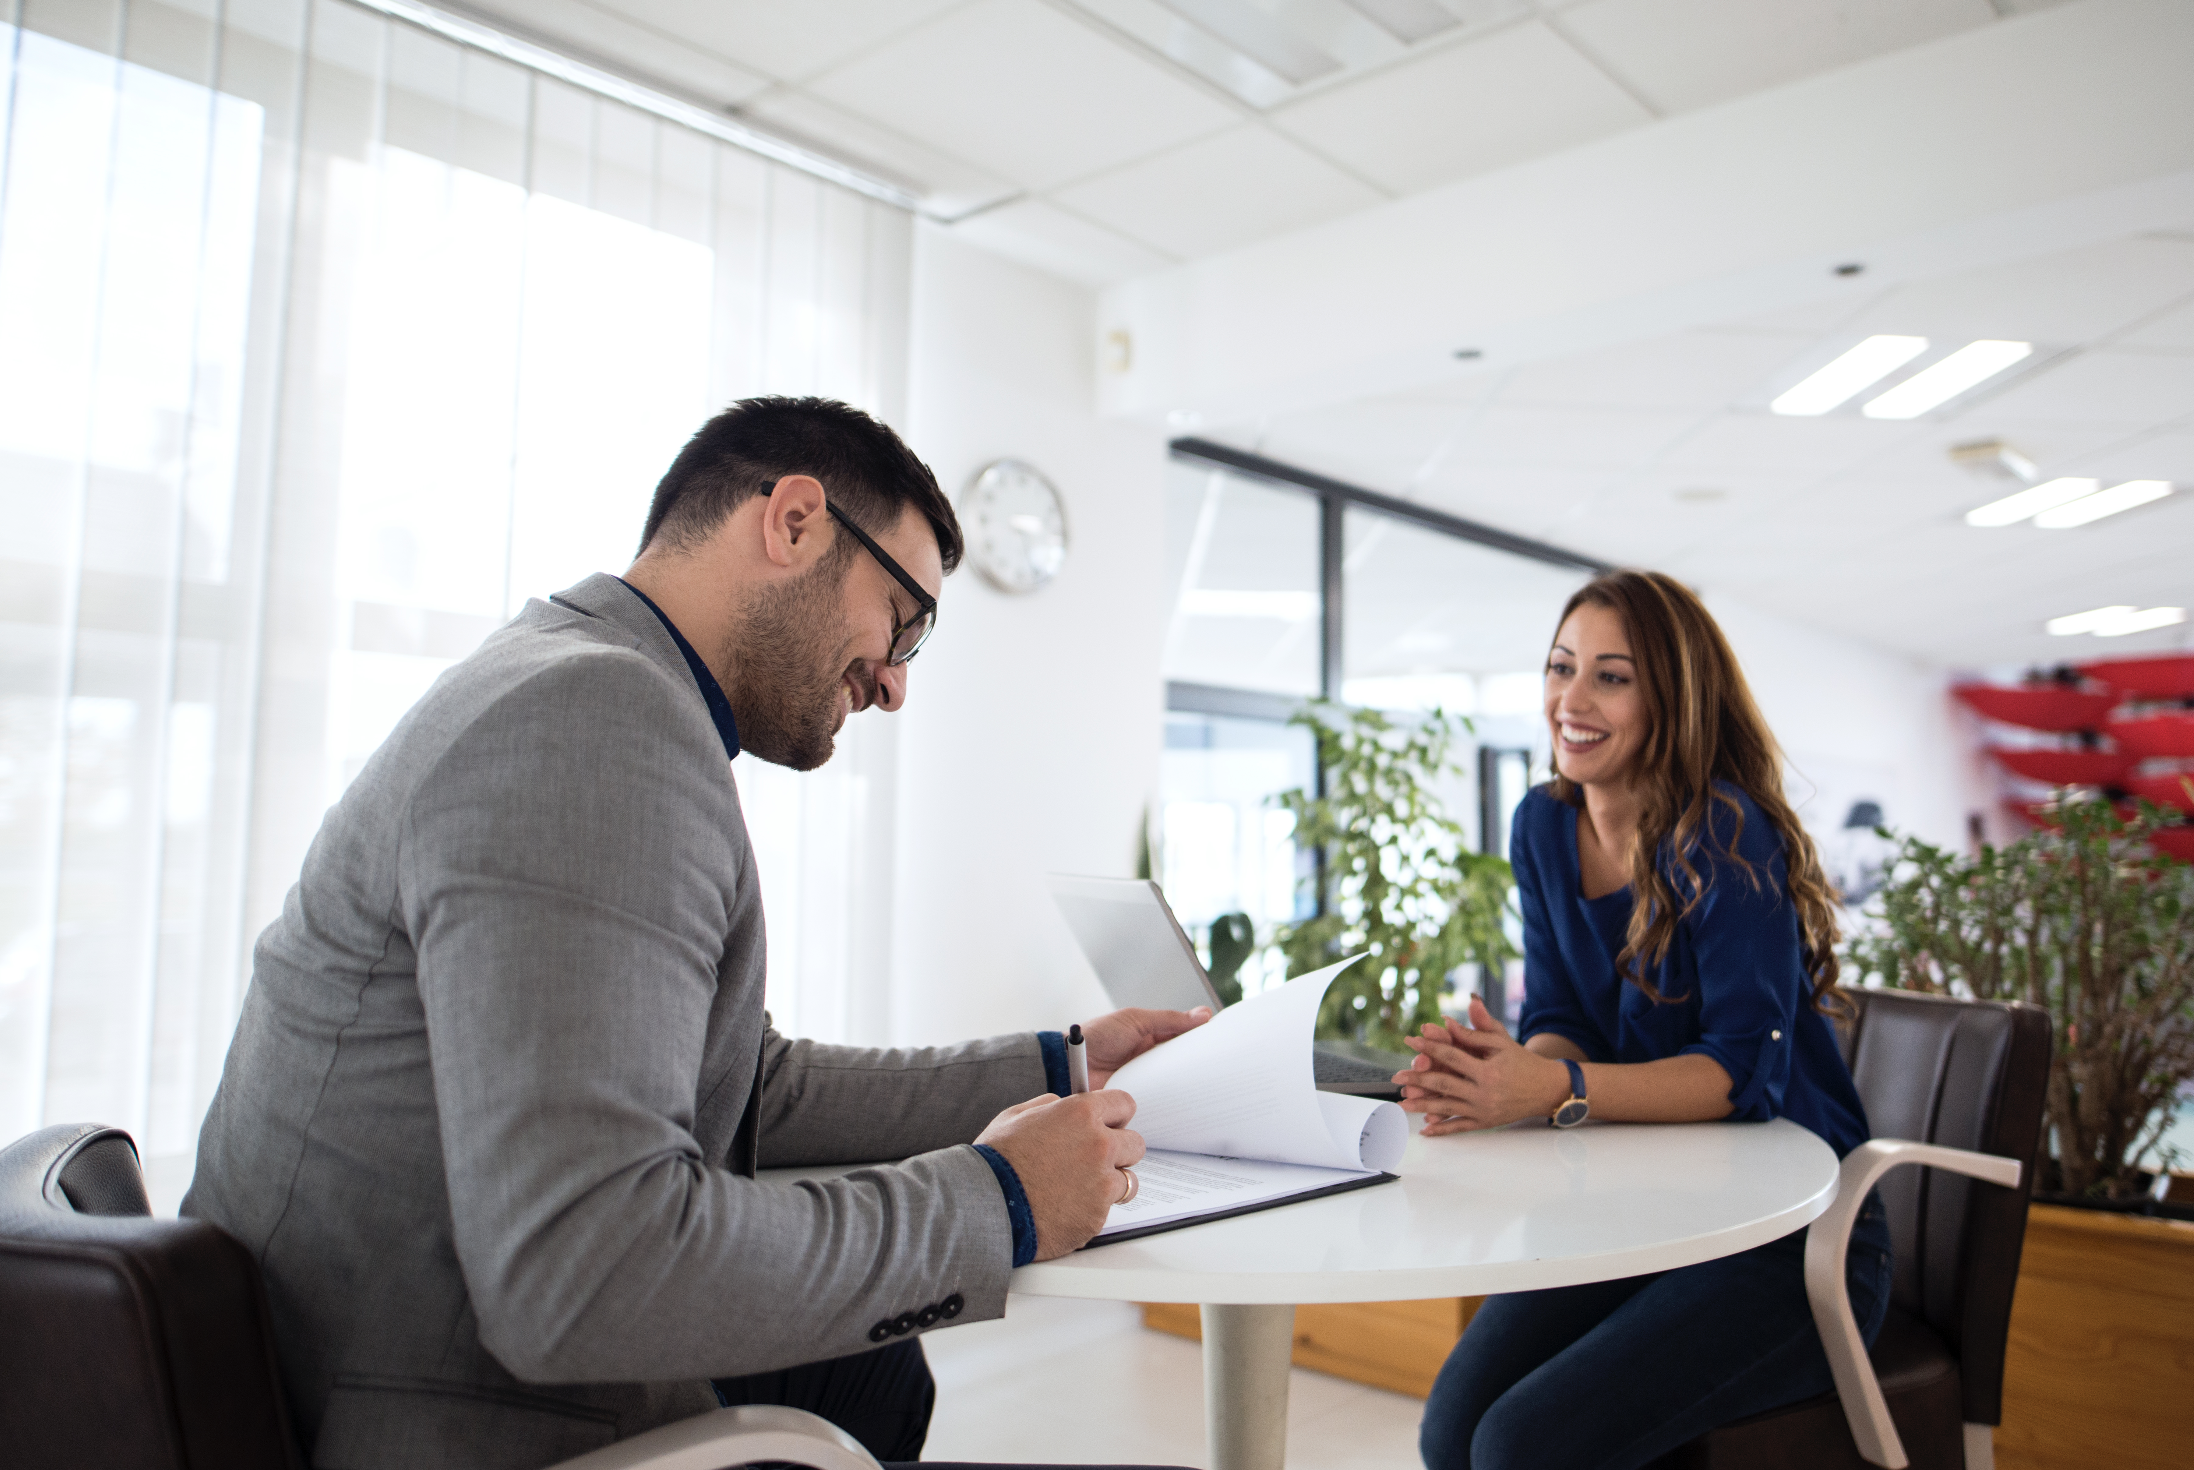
[638,396,963,574]
[1546,569,1844,1012]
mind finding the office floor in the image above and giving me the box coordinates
[922,1295,1427,1469]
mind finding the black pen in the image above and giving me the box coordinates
[1066,1024,1089,1094]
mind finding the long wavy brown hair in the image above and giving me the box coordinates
[1546,570,1843,1011]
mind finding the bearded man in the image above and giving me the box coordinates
[184,397,1202,1470]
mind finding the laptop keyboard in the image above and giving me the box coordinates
[1312,1047,1404,1089]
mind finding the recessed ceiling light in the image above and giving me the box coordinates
[1965,477,2098,527]
[1770,335,1927,416]
[2096,606,2187,636]
[1154,0,1341,85]
[2032,479,2173,529]
[1861,339,2031,419]
[2046,605,2186,637]
[2046,605,2138,635]
[1342,0,1462,44]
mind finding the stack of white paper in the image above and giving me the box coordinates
[1095,956,1407,1240]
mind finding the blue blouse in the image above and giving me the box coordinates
[1512,783,1871,1158]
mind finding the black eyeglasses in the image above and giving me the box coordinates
[826,502,938,666]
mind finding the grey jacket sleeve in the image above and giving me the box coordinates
[400,651,1016,1385]
[755,1029,1052,1167]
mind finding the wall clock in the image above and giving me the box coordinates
[962,459,1068,595]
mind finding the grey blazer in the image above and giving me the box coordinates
[184,574,1048,1470]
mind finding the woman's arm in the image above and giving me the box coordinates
[1397,1001,1734,1135]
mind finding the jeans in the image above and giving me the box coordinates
[1418,1199,1893,1470]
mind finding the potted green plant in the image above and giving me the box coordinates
[1269,702,1519,1053]
[1843,799,2194,1211]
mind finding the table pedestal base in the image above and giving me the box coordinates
[1200,1304,1295,1470]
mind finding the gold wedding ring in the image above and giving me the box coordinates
[1116,1167,1139,1205]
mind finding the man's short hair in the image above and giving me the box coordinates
[638,397,964,574]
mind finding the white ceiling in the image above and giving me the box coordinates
[1210,232,2194,670]
[437,0,2184,676]
[447,0,2067,286]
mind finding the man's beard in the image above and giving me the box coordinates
[726,562,859,772]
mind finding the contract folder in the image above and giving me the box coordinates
[1085,955,1406,1247]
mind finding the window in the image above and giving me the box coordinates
[0,1,910,1192]
[1157,439,1602,1006]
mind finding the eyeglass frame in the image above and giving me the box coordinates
[825,501,939,666]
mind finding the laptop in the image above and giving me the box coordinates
[1047,874,1406,1097]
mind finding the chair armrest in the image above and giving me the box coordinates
[1805,1139,2022,1470]
[543,1404,884,1470]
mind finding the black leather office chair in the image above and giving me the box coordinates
[0,1123,891,1470]
[1660,987,2052,1470]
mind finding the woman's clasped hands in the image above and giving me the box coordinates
[1393,995,1573,1135]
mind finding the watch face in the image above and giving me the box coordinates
[1554,1098,1590,1128]
[963,460,1067,595]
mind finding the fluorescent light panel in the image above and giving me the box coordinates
[2033,479,2173,529]
[1862,339,2031,419]
[1770,336,1926,416]
[1965,477,2098,527]
[1342,0,1463,43]
[1154,0,1341,84]
[2049,605,2187,637]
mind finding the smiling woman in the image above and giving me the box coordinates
[1403,569,1889,1470]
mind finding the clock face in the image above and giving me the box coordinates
[963,460,1068,595]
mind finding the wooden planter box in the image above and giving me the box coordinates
[1996,1203,2194,1470]
[1140,1202,2194,1467]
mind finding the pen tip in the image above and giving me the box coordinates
[1068,1024,1083,1043]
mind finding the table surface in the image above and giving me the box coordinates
[1009,1117,1839,1305]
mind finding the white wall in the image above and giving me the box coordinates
[887,226,1170,1046]
[1704,591,1992,857]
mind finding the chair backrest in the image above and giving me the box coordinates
[1841,988,2051,1426]
[0,1123,304,1470]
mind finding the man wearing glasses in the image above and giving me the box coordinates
[185,397,1203,1470]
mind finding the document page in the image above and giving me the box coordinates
[1095,1149,1385,1240]
[1092,956,1408,1241]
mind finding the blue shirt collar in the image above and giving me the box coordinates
[616,578,740,762]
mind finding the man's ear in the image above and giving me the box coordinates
[759,474,828,569]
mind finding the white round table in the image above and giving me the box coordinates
[1010,1118,1838,1470]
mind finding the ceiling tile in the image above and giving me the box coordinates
[945,198,1173,287]
[588,0,966,83]
[804,0,1239,191]
[1964,350,2194,429]
[1247,397,1472,491]
[456,0,774,104]
[1843,237,2194,347]
[2116,290,2194,351]
[1265,20,1652,194]
[1497,329,1816,412]
[736,89,1017,217]
[1052,124,1384,261]
[1655,411,1918,478]
[1556,0,1997,115]
[1411,464,1615,541]
[1440,405,1700,470]
[2076,430,2194,487]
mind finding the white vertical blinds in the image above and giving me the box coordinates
[0,0,913,1182]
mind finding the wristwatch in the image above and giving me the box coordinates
[1550,1059,1589,1129]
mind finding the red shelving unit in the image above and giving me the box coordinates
[2077,655,2194,701]
[1953,684,2118,731]
[2150,826,2194,863]
[1987,748,2137,786]
[2123,773,2194,812]
[2106,712,2194,760]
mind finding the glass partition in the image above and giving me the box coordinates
[1161,460,1322,697]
